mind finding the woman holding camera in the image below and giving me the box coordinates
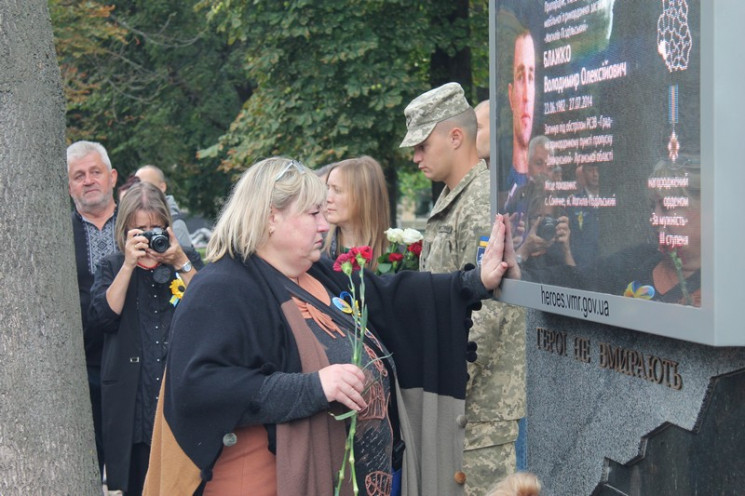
[88,182,202,496]
[510,178,575,271]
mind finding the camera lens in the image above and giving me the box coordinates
[150,235,170,253]
[143,228,170,253]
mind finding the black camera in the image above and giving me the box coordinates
[536,216,557,241]
[142,228,170,253]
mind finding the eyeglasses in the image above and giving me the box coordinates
[274,160,307,181]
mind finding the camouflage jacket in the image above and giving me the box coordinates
[420,160,527,449]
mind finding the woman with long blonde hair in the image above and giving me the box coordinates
[323,156,390,270]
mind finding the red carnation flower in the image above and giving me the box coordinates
[351,246,373,265]
[333,252,357,273]
[407,240,423,256]
[388,252,404,263]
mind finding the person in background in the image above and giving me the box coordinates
[568,164,601,267]
[118,174,142,201]
[322,156,390,271]
[513,180,575,271]
[526,136,551,180]
[579,156,700,304]
[574,164,586,191]
[135,165,195,252]
[142,157,517,496]
[400,82,526,495]
[522,156,701,307]
[67,140,119,479]
[474,100,491,164]
[505,136,554,248]
[88,182,201,496]
[474,98,531,476]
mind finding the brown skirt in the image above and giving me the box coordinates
[203,425,277,496]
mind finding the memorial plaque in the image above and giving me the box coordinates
[488,2,745,492]
[489,0,745,345]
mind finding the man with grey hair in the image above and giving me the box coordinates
[135,164,195,251]
[401,82,525,495]
[527,135,551,180]
[67,140,118,478]
[505,135,556,250]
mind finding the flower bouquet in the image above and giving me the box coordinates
[376,227,423,275]
[332,246,372,495]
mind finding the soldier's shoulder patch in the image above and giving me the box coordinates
[476,235,489,266]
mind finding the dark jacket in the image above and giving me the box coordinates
[145,254,485,496]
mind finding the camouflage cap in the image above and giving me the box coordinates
[400,82,471,148]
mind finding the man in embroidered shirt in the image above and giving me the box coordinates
[67,140,118,478]
[401,83,526,495]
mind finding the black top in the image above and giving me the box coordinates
[71,208,118,366]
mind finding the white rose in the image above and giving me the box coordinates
[385,228,404,244]
[402,228,423,244]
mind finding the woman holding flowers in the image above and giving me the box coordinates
[144,157,517,496]
[87,182,201,496]
[323,156,390,271]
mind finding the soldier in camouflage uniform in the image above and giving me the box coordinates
[401,83,526,496]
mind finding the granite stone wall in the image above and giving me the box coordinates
[525,309,745,495]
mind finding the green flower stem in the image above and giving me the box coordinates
[349,415,359,494]
[334,414,358,496]
[334,260,367,496]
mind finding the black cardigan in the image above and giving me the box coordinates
[87,249,202,491]
[154,254,485,495]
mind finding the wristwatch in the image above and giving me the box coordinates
[178,260,193,273]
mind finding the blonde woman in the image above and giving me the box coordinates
[143,157,517,496]
[323,156,390,270]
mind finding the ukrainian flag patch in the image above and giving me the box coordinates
[476,235,489,266]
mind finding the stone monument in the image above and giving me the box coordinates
[525,311,745,494]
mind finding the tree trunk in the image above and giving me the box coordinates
[0,1,101,494]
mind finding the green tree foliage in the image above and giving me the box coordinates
[470,0,489,98]
[52,0,244,218]
[196,0,434,178]
[52,0,490,219]
[198,0,489,215]
[425,0,488,199]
